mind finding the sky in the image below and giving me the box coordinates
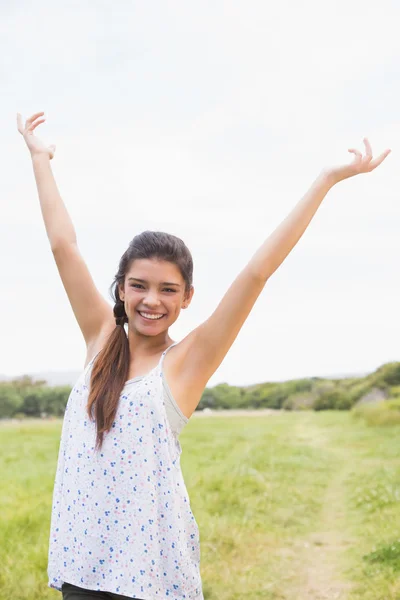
[2,0,400,386]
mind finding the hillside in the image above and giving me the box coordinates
[198,361,400,411]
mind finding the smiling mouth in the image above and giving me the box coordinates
[138,311,166,321]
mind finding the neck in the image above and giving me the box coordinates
[127,327,173,357]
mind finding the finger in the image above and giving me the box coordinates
[28,117,46,132]
[26,111,45,125]
[368,149,391,171]
[363,137,373,162]
[16,112,24,134]
[348,148,362,163]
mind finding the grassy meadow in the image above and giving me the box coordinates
[1,411,399,600]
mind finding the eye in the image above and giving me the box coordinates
[163,288,176,293]
[130,284,144,289]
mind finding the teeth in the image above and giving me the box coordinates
[139,312,164,320]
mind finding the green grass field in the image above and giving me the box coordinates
[1,412,399,599]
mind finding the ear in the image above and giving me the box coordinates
[118,283,125,302]
[182,286,194,309]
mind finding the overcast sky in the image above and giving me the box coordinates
[2,0,399,386]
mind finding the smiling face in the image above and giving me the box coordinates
[119,258,194,336]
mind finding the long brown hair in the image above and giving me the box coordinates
[87,231,193,451]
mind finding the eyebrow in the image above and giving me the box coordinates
[127,277,181,287]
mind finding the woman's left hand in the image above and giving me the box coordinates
[325,138,391,185]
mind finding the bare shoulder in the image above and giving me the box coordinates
[162,334,208,419]
[84,320,116,368]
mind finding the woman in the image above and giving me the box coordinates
[17,111,390,600]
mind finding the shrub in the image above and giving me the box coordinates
[314,389,351,411]
[352,401,400,427]
[373,362,400,387]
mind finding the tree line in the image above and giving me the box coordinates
[1,362,400,419]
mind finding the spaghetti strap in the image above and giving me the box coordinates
[158,342,178,370]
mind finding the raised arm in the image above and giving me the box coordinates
[170,139,391,415]
[17,112,114,359]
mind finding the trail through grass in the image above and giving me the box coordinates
[282,418,355,599]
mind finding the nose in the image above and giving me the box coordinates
[143,291,161,308]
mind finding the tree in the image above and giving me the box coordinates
[0,385,24,418]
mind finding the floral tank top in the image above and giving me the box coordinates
[47,344,203,599]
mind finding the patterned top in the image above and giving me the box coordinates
[47,344,203,599]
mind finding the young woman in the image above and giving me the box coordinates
[17,111,390,600]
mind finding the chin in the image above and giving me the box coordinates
[133,321,169,337]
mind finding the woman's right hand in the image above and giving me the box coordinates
[17,112,56,160]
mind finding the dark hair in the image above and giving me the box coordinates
[87,231,193,451]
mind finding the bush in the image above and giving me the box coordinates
[388,386,400,399]
[387,398,400,411]
[352,401,400,427]
[0,385,24,418]
[373,362,400,387]
[314,389,351,411]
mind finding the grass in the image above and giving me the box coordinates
[1,412,400,599]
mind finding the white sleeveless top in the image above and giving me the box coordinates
[47,344,203,599]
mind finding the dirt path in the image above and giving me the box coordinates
[287,422,355,599]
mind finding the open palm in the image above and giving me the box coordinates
[328,138,391,183]
[17,112,56,159]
